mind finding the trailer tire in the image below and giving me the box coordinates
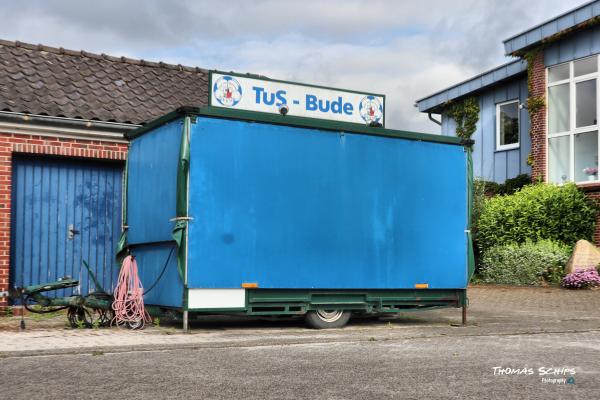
[305,309,351,329]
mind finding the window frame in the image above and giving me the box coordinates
[495,99,521,151]
[546,55,600,184]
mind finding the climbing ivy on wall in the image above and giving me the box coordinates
[447,97,480,140]
[523,48,545,167]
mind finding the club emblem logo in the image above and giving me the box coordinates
[359,95,383,123]
[213,75,243,107]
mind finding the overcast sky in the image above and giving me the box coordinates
[0,0,588,132]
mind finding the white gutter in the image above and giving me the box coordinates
[0,111,141,142]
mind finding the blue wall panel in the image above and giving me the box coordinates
[519,79,531,174]
[481,92,495,180]
[506,150,521,179]
[127,119,181,245]
[494,151,507,182]
[186,118,468,290]
[441,114,457,137]
[10,156,123,298]
[470,106,483,182]
[445,76,531,183]
[545,24,600,66]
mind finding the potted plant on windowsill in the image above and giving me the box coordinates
[583,167,598,181]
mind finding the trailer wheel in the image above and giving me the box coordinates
[305,309,351,329]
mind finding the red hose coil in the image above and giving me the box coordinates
[112,255,151,329]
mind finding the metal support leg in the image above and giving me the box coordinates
[462,306,467,325]
[183,310,189,331]
[19,294,26,330]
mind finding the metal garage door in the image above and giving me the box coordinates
[10,155,123,299]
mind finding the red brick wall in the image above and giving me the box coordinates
[0,131,128,311]
[580,187,600,246]
[529,50,546,182]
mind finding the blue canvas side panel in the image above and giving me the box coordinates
[187,118,468,290]
[127,119,182,245]
[133,242,182,308]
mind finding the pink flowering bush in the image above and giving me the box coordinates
[561,267,600,289]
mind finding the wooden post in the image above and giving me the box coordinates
[462,305,467,325]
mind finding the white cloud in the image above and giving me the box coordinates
[0,0,588,131]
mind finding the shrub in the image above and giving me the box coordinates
[474,179,502,197]
[561,268,600,289]
[502,174,532,195]
[477,183,598,252]
[473,174,530,198]
[480,240,571,285]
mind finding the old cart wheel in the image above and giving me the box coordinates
[67,307,92,328]
[126,319,144,330]
[305,309,351,329]
[114,317,144,330]
[93,308,114,327]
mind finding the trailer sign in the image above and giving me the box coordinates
[210,72,385,126]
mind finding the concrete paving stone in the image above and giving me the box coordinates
[0,286,598,357]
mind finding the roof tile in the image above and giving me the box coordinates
[0,40,209,124]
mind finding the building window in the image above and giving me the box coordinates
[547,55,599,184]
[496,100,520,150]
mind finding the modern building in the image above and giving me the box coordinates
[417,1,600,185]
[416,0,600,243]
[0,39,209,310]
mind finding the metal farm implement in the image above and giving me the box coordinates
[1,261,143,330]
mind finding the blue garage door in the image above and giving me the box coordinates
[10,155,123,299]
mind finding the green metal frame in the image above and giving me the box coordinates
[12,278,113,310]
[208,70,387,127]
[126,106,469,148]
[245,289,466,316]
[183,289,467,316]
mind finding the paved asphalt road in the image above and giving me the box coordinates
[1,330,597,399]
[0,287,599,399]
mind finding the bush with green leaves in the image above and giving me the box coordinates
[474,174,531,197]
[502,174,533,195]
[477,183,598,252]
[480,240,571,285]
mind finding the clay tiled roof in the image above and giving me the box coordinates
[0,39,209,124]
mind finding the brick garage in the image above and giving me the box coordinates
[0,40,209,311]
[0,134,128,310]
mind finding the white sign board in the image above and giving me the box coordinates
[210,72,385,126]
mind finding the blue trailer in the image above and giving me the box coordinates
[122,99,474,329]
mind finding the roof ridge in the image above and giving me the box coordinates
[0,38,209,74]
[415,59,526,103]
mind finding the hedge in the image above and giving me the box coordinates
[477,183,598,252]
[480,240,571,285]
